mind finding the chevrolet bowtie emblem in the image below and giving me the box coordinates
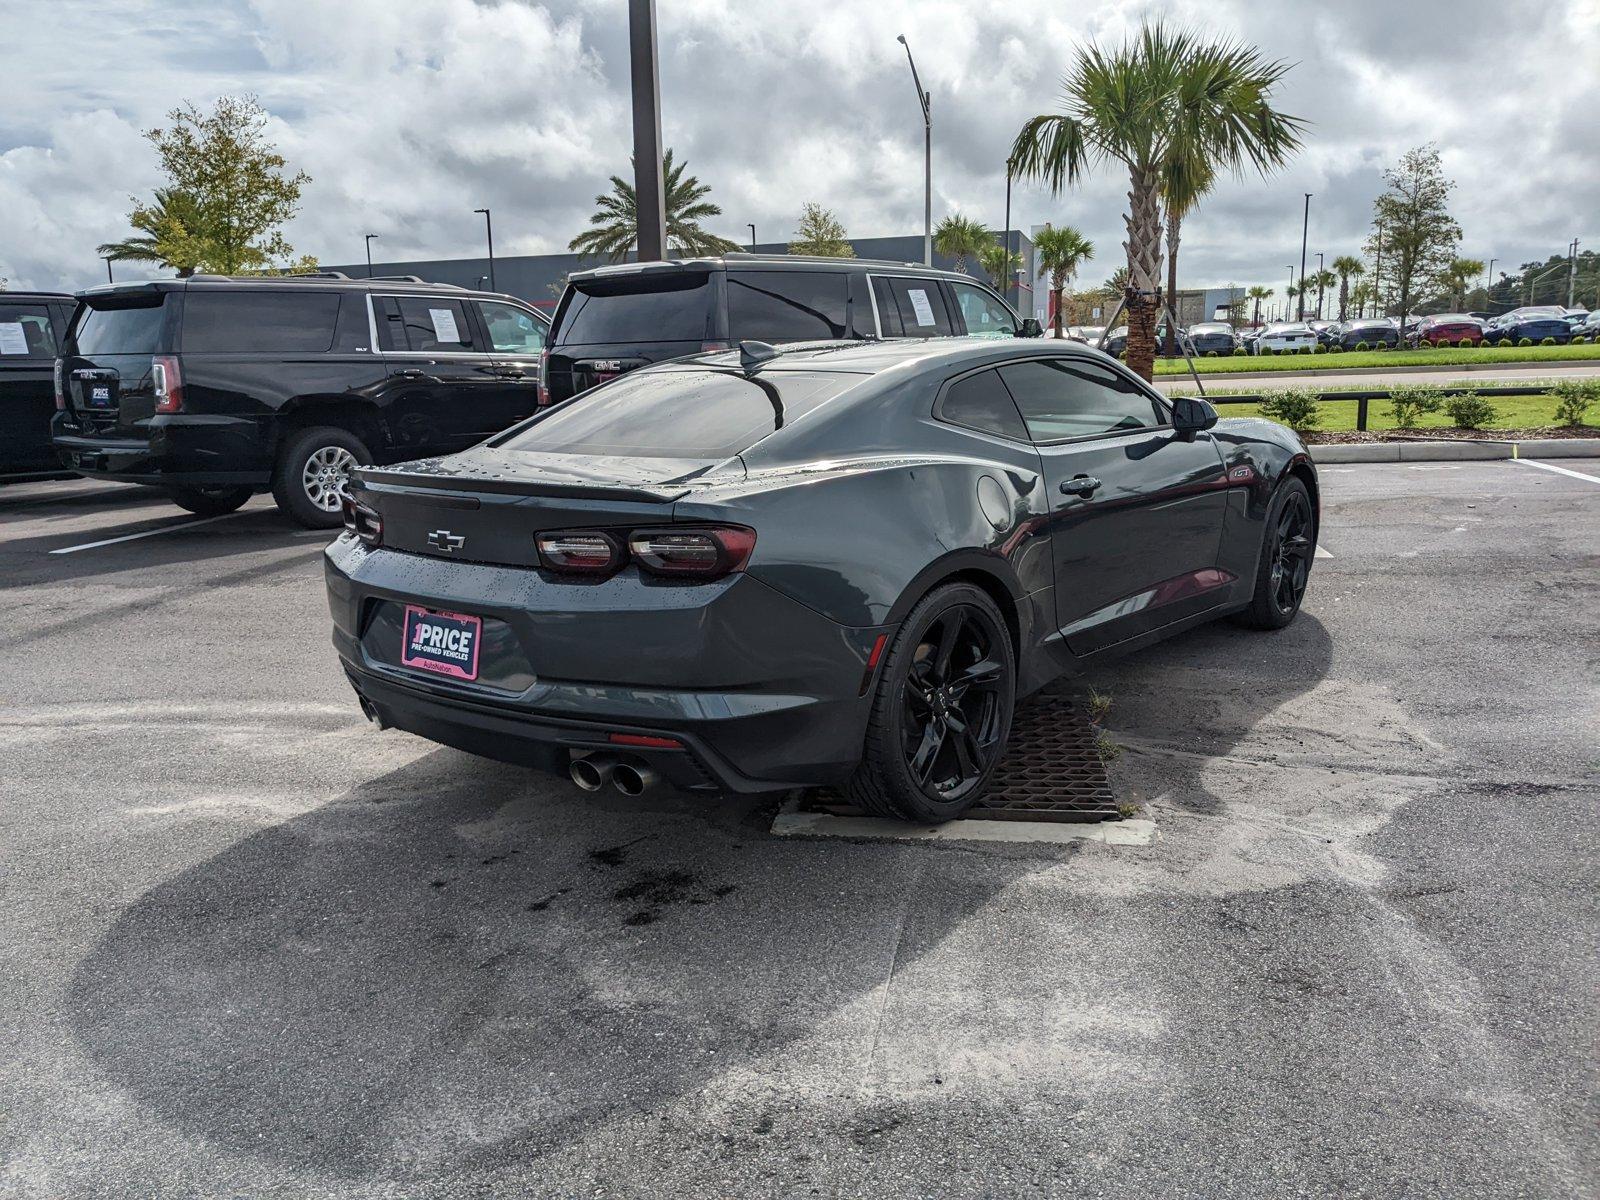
[427,529,465,552]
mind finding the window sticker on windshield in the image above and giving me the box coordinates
[429,307,462,345]
[0,322,28,355]
[907,288,936,327]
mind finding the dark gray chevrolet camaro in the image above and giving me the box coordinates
[326,337,1317,822]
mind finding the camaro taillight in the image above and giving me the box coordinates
[339,495,383,547]
[535,526,755,579]
[536,531,625,574]
[629,527,756,577]
[54,360,65,410]
[151,354,183,413]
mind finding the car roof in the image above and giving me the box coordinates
[72,273,532,307]
[568,254,991,286]
[671,335,1141,382]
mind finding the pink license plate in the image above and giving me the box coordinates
[400,605,482,681]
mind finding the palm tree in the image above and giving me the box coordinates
[1444,257,1486,309]
[1010,23,1303,380]
[1349,280,1375,319]
[1247,285,1272,328]
[1160,160,1214,355]
[979,243,1022,291]
[97,187,205,277]
[1103,266,1129,298]
[569,148,739,262]
[1331,256,1364,322]
[1033,224,1095,337]
[933,214,991,274]
[1310,268,1337,319]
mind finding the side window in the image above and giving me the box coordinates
[0,305,59,358]
[938,368,1028,441]
[949,282,1017,337]
[996,358,1163,442]
[873,277,954,337]
[391,296,477,353]
[475,300,547,353]
[726,271,849,341]
[180,291,340,353]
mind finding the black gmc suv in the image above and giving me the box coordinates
[1,291,75,479]
[544,254,1041,403]
[52,274,550,527]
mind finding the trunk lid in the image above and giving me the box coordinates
[61,289,172,438]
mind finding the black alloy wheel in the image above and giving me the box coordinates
[847,583,1015,822]
[1236,477,1314,630]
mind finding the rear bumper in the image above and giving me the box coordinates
[51,412,269,486]
[324,536,891,793]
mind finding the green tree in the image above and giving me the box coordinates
[1310,268,1337,319]
[1102,266,1129,298]
[1348,280,1375,319]
[1033,224,1095,337]
[1010,23,1302,380]
[1331,255,1364,321]
[569,148,738,262]
[979,242,1022,290]
[1364,145,1462,332]
[933,214,991,274]
[1442,257,1485,309]
[1247,285,1272,327]
[1160,159,1214,354]
[120,95,310,275]
[787,203,855,257]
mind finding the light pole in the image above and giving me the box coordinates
[1483,257,1496,309]
[748,223,756,251]
[364,233,379,278]
[1002,159,1013,308]
[897,34,932,266]
[1297,193,1311,321]
[1569,238,1580,308]
[629,0,667,262]
[472,209,495,292]
[1373,221,1384,316]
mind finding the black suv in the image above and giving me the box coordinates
[543,254,1040,403]
[1,291,75,479]
[52,274,550,527]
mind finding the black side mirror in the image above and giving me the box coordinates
[1018,317,1044,338]
[1171,396,1218,435]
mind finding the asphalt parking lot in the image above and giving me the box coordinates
[2,461,1596,1199]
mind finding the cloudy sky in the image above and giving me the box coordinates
[2,0,1596,297]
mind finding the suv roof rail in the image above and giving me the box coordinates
[720,251,943,270]
[189,271,353,282]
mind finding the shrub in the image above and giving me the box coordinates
[1259,387,1322,432]
[1444,390,1498,430]
[1328,342,1343,352]
[1260,345,1275,356]
[1388,384,1445,428]
[1354,340,1370,352]
[1312,343,1325,354]
[1518,337,1533,347]
[1232,346,1247,356]
[1574,335,1589,345]
[1540,336,1557,346]
[1552,378,1600,427]
[1498,338,1513,347]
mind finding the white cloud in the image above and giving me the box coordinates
[1,0,1595,294]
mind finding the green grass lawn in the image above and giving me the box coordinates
[1151,342,1600,376]
[1201,392,1600,433]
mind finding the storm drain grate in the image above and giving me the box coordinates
[805,689,1119,824]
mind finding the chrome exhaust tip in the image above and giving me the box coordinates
[569,754,615,792]
[358,697,388,731]
[612,762,658,797]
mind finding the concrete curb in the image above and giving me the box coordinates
[770,798,1157,846]
[1310,438,1600,463]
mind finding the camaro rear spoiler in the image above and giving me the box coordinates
[354,465,692,504]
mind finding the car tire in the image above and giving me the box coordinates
[1233,478,1314,631]
[271,425,372,529]
[168,484,253,517]
[845,582,1016,823]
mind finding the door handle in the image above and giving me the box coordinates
[496,368,527,379]
[1059,475,1102,497]
[396,367,426,376]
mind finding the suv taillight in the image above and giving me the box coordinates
[54,360,65,410]
[535,526,755,580]
[339,495,383,547]
[151,355,183,413]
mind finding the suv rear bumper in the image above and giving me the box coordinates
[51,412,269,486]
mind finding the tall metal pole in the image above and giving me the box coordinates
[1569,238,1579,308]
[629,0,667,262]
[1484,257,1495,309]
[748,223,756,251]
[1297,193,1311,321]
[897,35,932,266]
[473,210,495,291]
[1373,223,1383,316]
[1002,163,1012,308]
[364,233,378,278]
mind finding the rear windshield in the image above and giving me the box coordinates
[71,298,167,355]
[500,367,859,459]
[182,291,341,352]
[554,274,712,346]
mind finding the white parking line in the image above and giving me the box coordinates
[1511,458,1600,485]
[49,511,249,555]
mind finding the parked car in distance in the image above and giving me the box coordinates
[543,254,1041,405]
[1307,320,1340,350]
[1184,322,1238,355]
[1334,318,1401,351]
[1062,325,1105,343]
[1574,310,1600,341]
[1481,307,1573,346]
[52,273,550,527]
[1252,322,1318,354]
[1408,313,1485,348]
[1,291,75,479]
[329,337,1317,821]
